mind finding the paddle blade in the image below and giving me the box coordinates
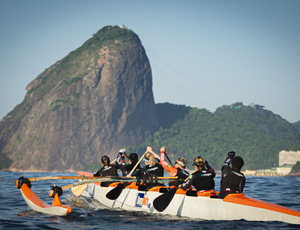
[71,184,88,197]
[153,187,177,212]
[106,183,125,200]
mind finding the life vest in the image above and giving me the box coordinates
[169,168,189,187]
[93,165,117,177]
[191,169,215,191]
[143,163,164,177]
[220,169,245,198]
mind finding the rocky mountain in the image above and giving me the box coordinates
[0,26,159,171]
[1,26,299,172]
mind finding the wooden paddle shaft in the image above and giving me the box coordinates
[59,176,178,190]
[14,176,85,187]
[28,176,83,181]
[178,170,195,188]
[128,150,148,177]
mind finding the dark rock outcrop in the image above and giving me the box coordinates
[0,26,159,171]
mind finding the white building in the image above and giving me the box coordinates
[279,150,300,166]
[276,165,294,176]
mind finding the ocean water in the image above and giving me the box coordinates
[0,171,299,230]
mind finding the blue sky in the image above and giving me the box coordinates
[1,0,299,122]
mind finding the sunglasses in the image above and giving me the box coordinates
[175,159,185,167]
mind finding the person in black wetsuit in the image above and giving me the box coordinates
[115,148,127,176]
[135,151,164,188]
[219,151,245,199]
[182,156,216,195]
[115,149,141,176]
[125,153,141,176]
[93,155,117,186]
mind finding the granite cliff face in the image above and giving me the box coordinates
[0,26,159,171]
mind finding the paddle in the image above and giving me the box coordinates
[71,184,89,197]
[164,151,174,168]
[50,176,178,199]
[49,176,137,197]
[121,150,130,160]
[153,175,191,212]
[49,175,178,196]
[64,176,177,189]
[153,186,178,212]
[106,150,148,200]
[105,182,128,199]
[128,150,147,176]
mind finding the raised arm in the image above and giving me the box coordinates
[221,151,236,175]
[116,148,126,165]
[147,146,160,161]
[204,160,216,176]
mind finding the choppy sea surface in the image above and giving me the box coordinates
[0,171,299,229]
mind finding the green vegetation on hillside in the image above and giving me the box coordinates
[48,93,80,113]
[293,121,300,135]
[155,103,192,129]
[290,161,300,173]
[127,103,300,171]
[0,154,12,169]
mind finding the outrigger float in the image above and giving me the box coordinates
[15,173,300,224]
[15,176,72,216]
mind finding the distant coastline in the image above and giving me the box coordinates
[242,169,300,177]
[3,168,300,177]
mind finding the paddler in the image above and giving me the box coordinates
[93,155,117,186]
[115,148,127,176]
[135,151,164,188]
[219,151,245,199]
[115,149,141,176]
[181,156,216,195]
[125,153,141,176]
[149,146,189,187]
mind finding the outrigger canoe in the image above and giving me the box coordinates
[77,171,300,225]
[15,174,168,216]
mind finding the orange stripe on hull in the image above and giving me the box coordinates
[224,193,300,218]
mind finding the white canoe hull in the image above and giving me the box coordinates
[81,182,300,224]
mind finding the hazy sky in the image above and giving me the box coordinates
[1,0,299,123]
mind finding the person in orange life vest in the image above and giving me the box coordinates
[148,146,189,187]
[182,156,216,195]
[219,151,245,199]
[93,155,117,186]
